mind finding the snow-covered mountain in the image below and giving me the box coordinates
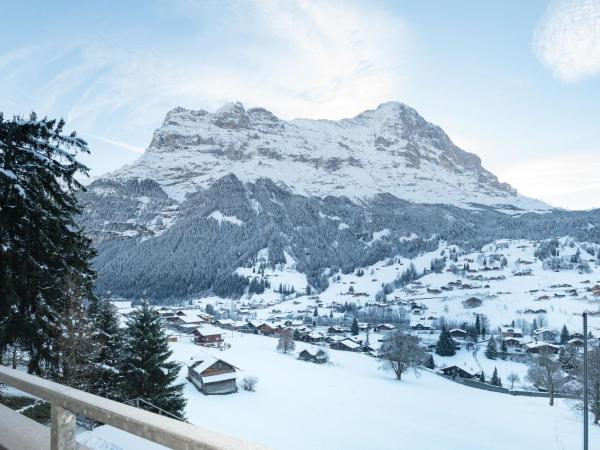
[80,101,600,301]
[108,101,548,210]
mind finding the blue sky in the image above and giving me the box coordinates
[1,0,599,209]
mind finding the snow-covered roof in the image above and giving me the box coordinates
[178,323,202,329]
[189,352,238,375]
[533,328,556,335]
[300,348,325,357]
[112,301,132,310]
[526,342,560,350]
[439,365,480,377]
[194,325,224,336]
[176,315,206,324]
[216,319,235,325]
[500,326,523,334]
[340,339,362,349]
[201,372,237,383]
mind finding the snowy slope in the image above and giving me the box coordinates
[166,336,596,449]
[79,333,597,450]
[193,237,600,334]
[107,102,549,211]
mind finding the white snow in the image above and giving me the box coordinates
[207,211,243,226]
[107,102,551,211]
[165,334,595,450]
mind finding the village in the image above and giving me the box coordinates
[99,237,600,448]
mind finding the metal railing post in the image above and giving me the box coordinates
[51,404,76,450]
[583,312,588,450]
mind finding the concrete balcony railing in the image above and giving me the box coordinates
[0,365,268,450]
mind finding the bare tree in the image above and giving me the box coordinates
[379,331,426,380]
[58,274,98,390]
[277,329,295,354]
[241,376,258,392]
[526,349,565,406]
[578,341,600,424]
[507,372,520,390]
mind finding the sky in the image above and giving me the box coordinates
[1,0,600,210]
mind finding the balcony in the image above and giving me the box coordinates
[0,365,268,450]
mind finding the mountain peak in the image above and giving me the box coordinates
[111,101,550,211]
[213,101,248,129]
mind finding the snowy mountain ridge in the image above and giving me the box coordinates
[106,101,549,211]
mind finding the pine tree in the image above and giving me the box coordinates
[424,353,435,369]
[479,371,486,383]
[435,327,456,357]
[485,336,498,360]
[560,325,569,345]
[351,318,359,336]
[313,307,318,317]
[57,275,98,390]
[490,367,502,387]
[559,344,582,374]
[0,114,96,376]
[500,338,508,360]
[120,301,186,418]
[89,297,123,400]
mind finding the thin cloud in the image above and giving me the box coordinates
[497,152,600,210]
[533,0,600,82]
[83,133,145,154]
[0,0,410,137]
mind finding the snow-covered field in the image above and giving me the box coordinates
[163,333,593,450]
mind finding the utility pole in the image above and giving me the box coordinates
[583,312,588,450]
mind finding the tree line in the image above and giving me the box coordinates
[0,115,185,418]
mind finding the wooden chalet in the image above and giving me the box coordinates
[504,337,524,349]
[374,323,395,332]
[257,322,278,336]
[526,342,560,354]
[439,365,481,380]
[500,326,523,338]
[410,321,433,332]
[192,325,224,347]
[298,349,328,364]
[187,355,238,395]
[303,331,325,343]
[462,297,482,308]
[331,338,362,352]
[568,338,584,348]
[171,315,206,332]
[449,329,468,339]
[327,326,345,335]
[534,328,557,342]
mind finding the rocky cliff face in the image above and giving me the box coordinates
[108,101,547,210]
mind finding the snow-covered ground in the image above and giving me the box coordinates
[193,238,600,335]
[167,334,595,449]
[91,237,600,449]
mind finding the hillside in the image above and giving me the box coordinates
[78,102,600,301]
[79,332,596,450]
